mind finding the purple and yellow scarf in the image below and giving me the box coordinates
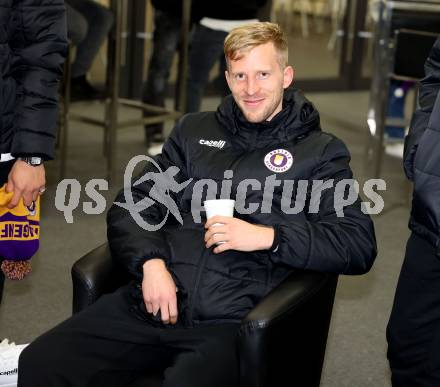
[0,185,40,280]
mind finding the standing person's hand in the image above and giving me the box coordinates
[6,160,45,208]
[142,259,178,324]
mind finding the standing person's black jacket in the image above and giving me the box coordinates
[108,88,377,326]
[0,0,67,159]
[151,0,203,22]
[200,0,267,20]
[403,36,440,252]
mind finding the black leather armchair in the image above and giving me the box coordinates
[72,243,338,387]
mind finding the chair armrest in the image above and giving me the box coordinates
[71,243,131,314]
[238,271,338,387]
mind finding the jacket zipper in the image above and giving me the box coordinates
[187,248,210,326]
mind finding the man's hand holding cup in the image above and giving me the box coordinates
[204,199,275,253]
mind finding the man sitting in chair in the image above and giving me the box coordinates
[18,22,377,387]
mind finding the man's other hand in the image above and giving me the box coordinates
[6,160,45,208]
[142,259,178,324]
[204,216,274,253]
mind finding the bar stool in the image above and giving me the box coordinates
[58,0,192,181]
[364,0,440,183]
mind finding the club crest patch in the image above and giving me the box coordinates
[264,149,293,173]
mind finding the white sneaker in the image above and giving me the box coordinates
[0,339,28,387]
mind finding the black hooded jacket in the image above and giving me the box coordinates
[404,36,440,253]
[0,0,67,159]
[107,88,377,326]
[199,0,267,20]
[151,0,204,22]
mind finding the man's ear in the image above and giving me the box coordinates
[225,70,232,90]
[283,66,294,88]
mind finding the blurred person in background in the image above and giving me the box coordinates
[66,0,113,101]
[142,0,203,154]
[185,0,268,113]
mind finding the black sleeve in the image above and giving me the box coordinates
[107,119,190,279]
[257,0,269,7]
[269,137,377,275]
[10,0,68,160]
[404,36,440,180]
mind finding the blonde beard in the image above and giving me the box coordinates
[237,94,283,123]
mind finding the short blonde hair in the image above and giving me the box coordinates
[224,22,288,69]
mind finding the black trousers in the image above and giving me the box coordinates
[18,285,240,387]
[387,232,440,386]
[0,160,14,304]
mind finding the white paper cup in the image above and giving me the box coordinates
[204,200,235,245]
[203,199,235,219]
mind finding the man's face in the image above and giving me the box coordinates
[225,42,294,123]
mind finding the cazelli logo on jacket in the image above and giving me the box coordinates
[199,139,226,149]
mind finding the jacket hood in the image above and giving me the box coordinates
[215,87,321,150]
